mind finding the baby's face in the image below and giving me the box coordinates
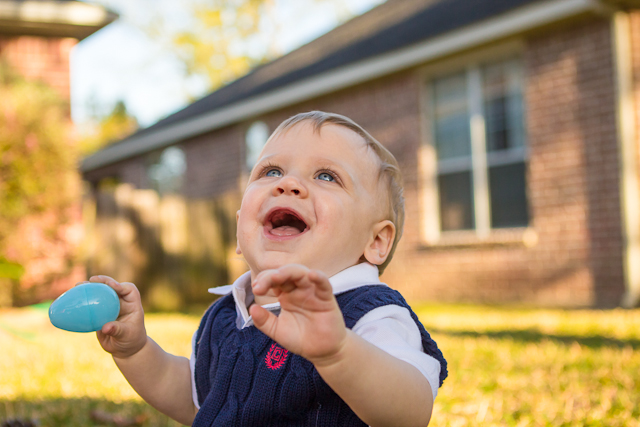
[236,121,387,278]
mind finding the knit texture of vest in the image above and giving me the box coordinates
[193,285,448,427]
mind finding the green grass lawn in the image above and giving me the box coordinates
[1,303,639,426]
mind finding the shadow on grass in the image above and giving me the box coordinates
[0,398,184,427]
[429,328,640,350]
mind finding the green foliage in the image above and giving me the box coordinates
[161,0,275,90]
[0,258,24,280]
[79,100,139,155]
[0,64,86,307]
[0,64,77,254]
[0,65,77,279]
[144,0,355,93]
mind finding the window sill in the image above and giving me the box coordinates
[419,227,537,249]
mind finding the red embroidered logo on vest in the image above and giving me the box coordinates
[265,343,289,370]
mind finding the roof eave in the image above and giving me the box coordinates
[0,1,117,40]
[603,0,640,9]
[81,0,609,173]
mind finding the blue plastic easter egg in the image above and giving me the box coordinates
[49,283,120,333]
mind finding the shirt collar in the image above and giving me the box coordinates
[208,263,383,328]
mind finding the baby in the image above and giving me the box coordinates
[91,111,447,426]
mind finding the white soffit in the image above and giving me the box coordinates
[82,0,604,171]
[0,1,113,26]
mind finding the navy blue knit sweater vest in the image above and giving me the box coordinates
[193,285,447,427]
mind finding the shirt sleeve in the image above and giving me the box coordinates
[351,305,441,400]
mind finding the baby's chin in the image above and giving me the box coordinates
[248,257,353,279]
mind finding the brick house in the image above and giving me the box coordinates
[0,0,116,102]
[81,0,640,308]
[0,0,115,305]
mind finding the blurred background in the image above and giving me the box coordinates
[1,0,639,425]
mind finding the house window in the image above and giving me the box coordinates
[430,58,528,237]
[245,121,270,170]
[148,146,186,195]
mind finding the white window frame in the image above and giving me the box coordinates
[419,41,535,246]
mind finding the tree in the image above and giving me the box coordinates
[79,100,139,155]
[140,0,357,93]
[0,64,81,305]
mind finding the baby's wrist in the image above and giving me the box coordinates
[309,329,353,370]
[113,334,150,361]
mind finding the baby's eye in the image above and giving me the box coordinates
[316,172,335,182]
[265,169,283,178]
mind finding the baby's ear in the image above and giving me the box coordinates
[363,220,395,266]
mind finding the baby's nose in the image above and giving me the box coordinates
[274,176,307,197]
[278,188,300,195]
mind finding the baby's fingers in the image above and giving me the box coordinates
[276,267,333,300]
[305,269,333,297]
[90,276,140,302]
[253,264,315,294]
[88,275,119,288]
[254,265,304,291]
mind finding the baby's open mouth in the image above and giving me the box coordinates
[266,209,308,237]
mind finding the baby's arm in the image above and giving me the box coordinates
[250,265,434,427]
[91,275,198,426]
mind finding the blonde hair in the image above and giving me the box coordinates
[270,111,405,274]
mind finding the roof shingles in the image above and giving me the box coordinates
[128,0,540,141]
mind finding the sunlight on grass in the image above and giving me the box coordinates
[413,303,640,427]
[0,307,197,401]
[0,305,198,426]
[1,303,639,426]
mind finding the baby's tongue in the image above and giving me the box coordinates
[271,226,302,236]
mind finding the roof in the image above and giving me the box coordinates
[121,0,542,138]
[0,0,117,40]
[82,0,617,172]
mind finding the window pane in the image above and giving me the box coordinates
[246,121,270,170]
[483,60,525,152]
[148,146,186,195]
[489,162,529,228]
[432,73,471,160]
[438,171,475,231]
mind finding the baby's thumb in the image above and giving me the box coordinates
[250,305,277,339]
[100,321,123,337]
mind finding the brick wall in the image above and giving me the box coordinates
[85,15,630,307]
[524,17,623,307]
[0,35,76,100]
[381,17,624,307]
[182,127,244,199]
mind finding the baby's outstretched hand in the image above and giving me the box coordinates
[250,265,347,366]
[88,275,148,359]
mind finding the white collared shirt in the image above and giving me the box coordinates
[190,263,441,408]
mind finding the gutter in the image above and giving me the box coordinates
[81,0,607,172]
[612,12,640,308]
